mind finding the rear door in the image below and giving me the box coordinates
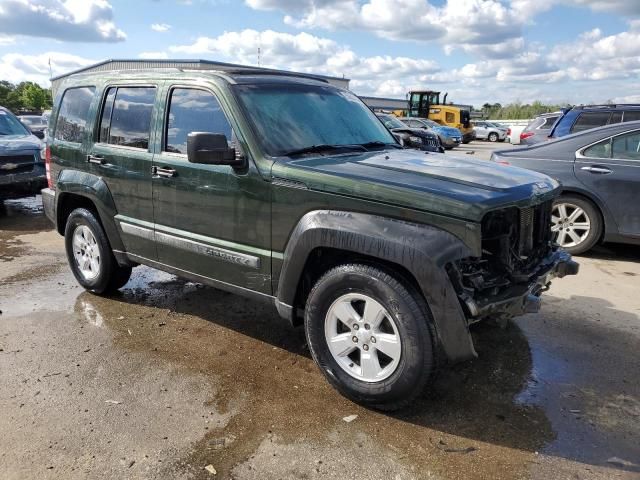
[575,129,640,236]
[86,84,158,259]
[151,83,272,293]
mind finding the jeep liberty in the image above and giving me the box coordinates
[42,68,578,410]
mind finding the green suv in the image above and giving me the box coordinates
[42,68,578,410]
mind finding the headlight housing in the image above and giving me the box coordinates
[408,136,422,144]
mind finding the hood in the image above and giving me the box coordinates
[272,149,559,222]
[0,134,42,152]
[432,126,462,136]
[390,127,437,139]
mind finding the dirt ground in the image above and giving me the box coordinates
[1,194,639,480]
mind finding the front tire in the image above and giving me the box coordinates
[488,132,499,142]
[551,195,602,255]
[64,208,132,294]
[305,264,435,411]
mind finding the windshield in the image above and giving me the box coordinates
[378,115,406,130]
[0,110,30,136]
[234,84,396,156]
[420,119,439,128]
[19,116,43,126]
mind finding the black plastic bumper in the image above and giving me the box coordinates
[464,249,579,320]
[0,176,47,200]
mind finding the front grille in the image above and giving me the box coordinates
[519,207,535,257]
[0,154,35,176]
[424,137,439,148]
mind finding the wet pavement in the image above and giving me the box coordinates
[1,196,639,480]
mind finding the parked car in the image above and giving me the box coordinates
[18,115,48,140]
[473,121,507,142]
[549,104,640,139]
[42,68,578,410]
[376,114,444,152]
[491,121,640,254]
[520,112,561,145]
[0,106,46,200]
[398,117,462,149]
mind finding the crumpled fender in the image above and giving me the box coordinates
[276,210,477,363]
[55,169,125,252]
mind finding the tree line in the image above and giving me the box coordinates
[478,101,571,120]
[0,81,53,113]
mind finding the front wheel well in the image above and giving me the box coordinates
[291,247,425,327]
[56,193,100,235]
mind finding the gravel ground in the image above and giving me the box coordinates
[1,183,638,480]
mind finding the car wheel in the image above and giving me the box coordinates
[64,207,132,294]
[488,132,499,142]
[305,264,435,411]
[551,196,602,255]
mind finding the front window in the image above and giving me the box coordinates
[0,110,30,136]
[378,115,406,130]
[234,84,396,156]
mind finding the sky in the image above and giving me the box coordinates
[0,0,639,107]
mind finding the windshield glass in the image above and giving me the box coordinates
[19,116,43,126]
[0,110,30,136]
[378,115,405,130]
[234,84,396,156]
[421,119,439,128]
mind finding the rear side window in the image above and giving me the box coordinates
[612,131,640,160]
[623,111,640,122]
[571,112,611,133]
[164,88,232,155]
[99,86,156,149]
[55,86,95,143]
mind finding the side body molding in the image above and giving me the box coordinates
[276,210,477,363]
[55,169,126,253]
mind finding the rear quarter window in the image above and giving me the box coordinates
[623,111,640,122]
[54,86,96,143]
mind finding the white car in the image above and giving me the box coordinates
[473,121,507,142]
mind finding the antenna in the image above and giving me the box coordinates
[48,57,53,80]
[257,46,261,67]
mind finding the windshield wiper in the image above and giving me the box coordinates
[357,141,403,150]
[282,144,367,157]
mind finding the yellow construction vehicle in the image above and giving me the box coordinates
[400,90,475,143]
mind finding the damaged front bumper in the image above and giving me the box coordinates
[461,249,579,321]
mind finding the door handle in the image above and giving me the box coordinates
[581,165,612,174]
[153,166,177,178]
[87,154,105,165]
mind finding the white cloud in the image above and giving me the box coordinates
[0,0,126,42]
[151,23,171,32]
[246,0,526,58]
[169,29,439,81]
[0,51,95,85]
[0,35,16,46]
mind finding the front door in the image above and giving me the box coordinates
[575,129,640,236]
[151,84,272,294]
[87,84,158,259]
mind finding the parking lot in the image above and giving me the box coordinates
[1,142,639,480]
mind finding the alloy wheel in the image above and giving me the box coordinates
[551,202,591,248]
[324,293,402,382]
[72,225,101,280]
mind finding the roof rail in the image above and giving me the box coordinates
[573,104,640,110]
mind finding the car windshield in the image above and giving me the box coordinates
[0,110,30,136]
[420,119,439,128]
[379,115,406,130]
[234,84,396,156]
[19,116,43,126]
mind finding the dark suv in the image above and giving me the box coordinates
[1,106,46,200]
[41,68,578,410]
[550,104,640,139]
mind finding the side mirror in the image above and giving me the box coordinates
[187,132,244,166]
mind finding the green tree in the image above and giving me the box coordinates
[20,82,50,111]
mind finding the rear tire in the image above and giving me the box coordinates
[551,195,602,255]
[64,208,132,294]
[305,264,435,411]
